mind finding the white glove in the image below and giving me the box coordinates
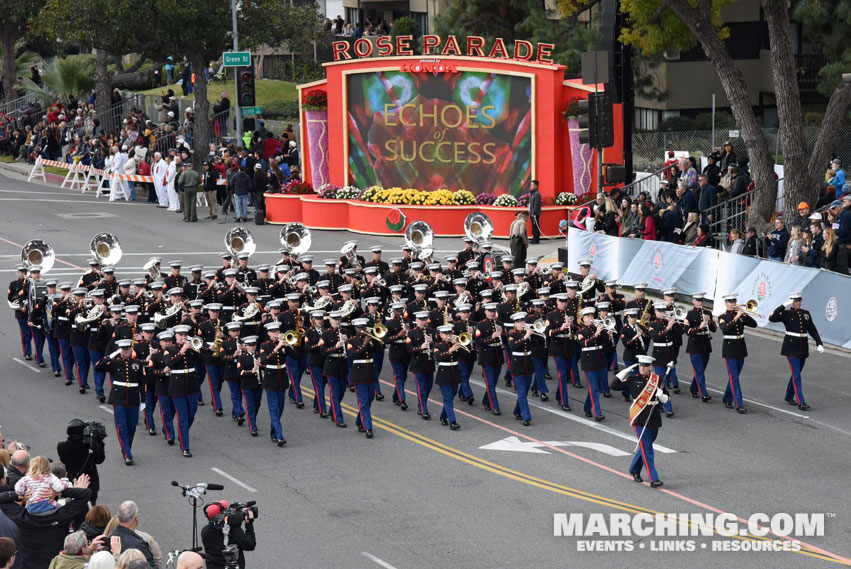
[657,393,669,404]
[140,403,146,412]
[817,345,824,354]
[666,360,675,369]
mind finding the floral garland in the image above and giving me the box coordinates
[313,184,539,206]
[554,192,579,205]
[302,89,327,110]
[282,179,313,195]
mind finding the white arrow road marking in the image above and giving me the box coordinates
[479,436,641,456]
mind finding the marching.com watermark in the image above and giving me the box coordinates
[554,512,831,552]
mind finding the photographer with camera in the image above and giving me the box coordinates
[57,419,105,504]
[201,501,256,569]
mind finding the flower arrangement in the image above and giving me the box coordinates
[562,97,580,120]
[554,192,579,205]
[493,194,519,207]
[452,190,476,205]
[516,192,531,208]
[361,186,382,202]
[317,183,341,199]
[302,89,327,110]
[282,179,313,195]
[475,192,498,205]
[424,189,454,205]
[336,185,363,200]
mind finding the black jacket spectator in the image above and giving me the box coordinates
[729,169,750,199]
[57,422,105,505]
[113,525,158,568]
[742,234,760,257]
[0,487,92,569]
[201,521,256,569]
[231,171,251,196]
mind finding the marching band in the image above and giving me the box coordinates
[5,214,827,485]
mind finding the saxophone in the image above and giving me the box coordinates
[211,318,223,358]
[639,298,651,328]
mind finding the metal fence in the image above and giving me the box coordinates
[631,127,840,172]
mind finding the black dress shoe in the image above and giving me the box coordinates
[785,398,797,406]
[24,355,32,361]
[483,403,491,411]
[148,428,157,436]
[422,413,431,420]
[197,400,205,406]
[296,402,305,409]
[251,430,258,436]
[702,396,712,402]
[673,388,681,394]
[666,412,674,418]
[522,420,530,426]
[492,409,501,416]
[358,425,366,433]
[798,404,810,411]
[736,407,748,414]
[79,387,86,394]
[723,401,734,409]
[237,417,245,426]
[313,407,319,414]
[623,395,632,402]
[53,371,61,377]
[573,383,584,388]
[561,405,572,411]
[545,373,552,380]
[125,458,134,466]
[38,362,46,368]
[467,397,475,406]
[365,430,374,438]
[277,438,287,446]
[691,392,699,398]
[603,392,612,398]
[167,439,175,445]
[336,422,347,428]
[400,402,408,410]
[98,395,106,403]
[375,393,384,401]
[215,410,223,417]
[594,415,605,422]
[631,472,643,483]
[441,417,449,426]
[320,412,329,418]
[183,450,192,458]
[288,397,296,404]
[450,421,460,430]
[541,394,549,401]
[271,433,277,442]
[531,389,539,397]
[65,379,73,385]
[650,480,664,488]
[505,379,513,387]
[348,386,355,392]
[585,410,592,417]
[514,413,522,420]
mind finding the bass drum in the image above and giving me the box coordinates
[481,252,495,277]
[27,278,48,309]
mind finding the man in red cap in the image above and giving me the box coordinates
[201,500,256,569]
[794,202,811,229]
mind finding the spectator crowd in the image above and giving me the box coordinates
[567,142,851,276]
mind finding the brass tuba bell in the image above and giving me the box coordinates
[21,239,55,274]
[280,223,311,256]
[90,233,122,266]
[224,227,256,258]
[405,221,434,262]
[464,212,494,245]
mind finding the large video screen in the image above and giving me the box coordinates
[346,70,533,194]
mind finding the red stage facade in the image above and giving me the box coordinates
[266,38,623,236]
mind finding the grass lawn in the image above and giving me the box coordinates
[0,155,73,176]
[135,78,298,106]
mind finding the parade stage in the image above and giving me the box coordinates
[285,33,623,237]
[264,193,575,237]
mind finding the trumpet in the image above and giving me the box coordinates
[736,299,758,313]
[186,336,205,352]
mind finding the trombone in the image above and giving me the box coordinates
[364,322,388,344]
[736,299,758,313]
[449,331,472,352]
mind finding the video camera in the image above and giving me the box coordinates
[82,421,107,446]
[213,501,259,527]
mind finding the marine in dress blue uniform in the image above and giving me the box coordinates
[219,322,245,423]
[546,294,576,411]
[167,325,202,456]
[433,325,463,430]
[407,311,435,419]
[576,307,607,421]
[199,303,227,414]
[718,294,757,413]
[526,300,550,400]
[508,313,535,425]
[321,311,349,427]
[259,323,290,445]
[452,304,477,406]
[768,292,824,411]
[618,308,648,402]
[475,302,505,414]
[150,331,176,444]
[684,292,716,401]
[93,339,143,465]
[8,265,32,359]
[305,311,329,417]
[649,303,680,417]
[237,336,264,437]
[349,318,378,438]
[384,302,410,409]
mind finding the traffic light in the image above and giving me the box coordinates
[576,93,615,149]
[236,60,256,107]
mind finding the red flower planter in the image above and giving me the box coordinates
[300,195,349,229]
[264,194,304,224]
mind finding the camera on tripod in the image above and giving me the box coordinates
[82,421,107,446]
[212,502,258,527]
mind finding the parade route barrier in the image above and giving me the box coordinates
[567,228,851,348]
[60,162,88,191]
[27,157,73,183]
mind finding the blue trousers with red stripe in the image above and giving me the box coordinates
[553,356,571,406]
[532,357,549,394]
[71,345,90,388]
[481,364,501,411]
[390,360,408,403]
[206,364,224,411]
[372,351,384,396]
[327,375,347,425]
[242,388,263,433]
[513,374,532,421]
[113,405,139,460]
[58,338,75,380]
[440,384,459,423]
[723,358,745,408]
[15,318,32,358]
[414,372,433,415]
[31,326,45,365]
[355,383,376,431]
[786,356,807,406]
[266,390,286,440]
[503,347,513,382]
[308,365,327,414]
[571,342,583,385]
[458,361,473,399]
[46,336,62,373]
[689,353,710,398]
[158,395,175,440]
[172,395,198,451]
[144,389,158,431]
[226,379,244,419]
[583,369,605,417]
[630,426,659,482]
[286,355,307,404]
[89,349,105,396]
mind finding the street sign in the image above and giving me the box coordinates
[728,130,740,138]
[223,51,251,67]
[241,106,262,116]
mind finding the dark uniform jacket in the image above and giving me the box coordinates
[685,308,716,354]
[347,336,377,384]
[649,320,681,365]
[321,327,348,377]
[475,318,505,366]
[620,322,649,362]
[718,310,757,358]
[237,351,262,389]
[165,346,202,396]
[433,341,462,386]
[94,356,144,406]
[577,325,608,370]
[610,373,668,429]
[407,326,435,374]
[768,306,823,358]
[259,340,289,390]
[507,329,534,377]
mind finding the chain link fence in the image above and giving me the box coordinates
[632,127,845,172]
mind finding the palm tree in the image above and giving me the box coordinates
[18,55,95,105]
[0,40,40,98]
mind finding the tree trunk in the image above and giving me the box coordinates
[188,50,210,171]
[808,84,851,200]
[2,21,20,104]
[664,0,777,230]
[94,48,113,133]
[762,0,808,222]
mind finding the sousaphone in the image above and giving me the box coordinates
[225,227,256,258]
[280,223,311,256]
[405,221,434,262]
[90,233,122,266]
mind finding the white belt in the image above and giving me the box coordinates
[552,333,569,338]
[265,364,286,369]
[652,342,673,347]
[512,351,531,357]
[170,368,193,374]
[723,335,743,340]
[57,316,68,321]
[785,332,808,338]
[241,321,259,326]
[392,340,406,344]
[328,353,346,358]
[692,331,710,336]
[223,306,235,311]
[582,346,602,351]
[353,359,373,364]
[112,382,139,388]
[438,362,459,367]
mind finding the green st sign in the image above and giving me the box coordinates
[241,106,262,116]
[223,51,251,67]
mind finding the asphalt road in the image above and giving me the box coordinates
[0,166,849,569]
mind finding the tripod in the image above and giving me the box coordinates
[171,480,224,550]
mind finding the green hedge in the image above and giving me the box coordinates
[261,101,301,120]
